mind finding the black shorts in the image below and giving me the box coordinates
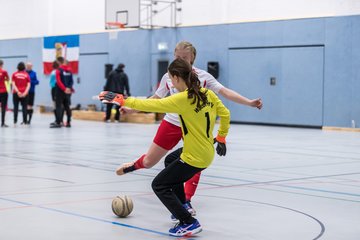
[28,92,35,106]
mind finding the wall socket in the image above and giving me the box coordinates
[270,77,276,85]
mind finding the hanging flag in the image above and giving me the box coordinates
[43,35,79,75]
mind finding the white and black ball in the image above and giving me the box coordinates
[111,196,133,217]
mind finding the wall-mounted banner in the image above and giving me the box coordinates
[43,35,79,75]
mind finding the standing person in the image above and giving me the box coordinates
[116,41,262,214]
[103,63,130,122]
[0,60,10,127]
[25,62,39,124]
[49,60,59,123]
[12,62,30,125]
[50,57,73,128]
[99,58,230,236]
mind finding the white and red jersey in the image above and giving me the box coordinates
[12,71,30,94]
[155,66,224,126]
[0,69,9,93]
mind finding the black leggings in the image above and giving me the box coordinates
[152,148,204,224]
[28,92,35,106]
[55,90,71,124]
[13,93,28,124]
[105,103,120,121]
[0,92,8,125]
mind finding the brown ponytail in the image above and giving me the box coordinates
[168,58,208,108]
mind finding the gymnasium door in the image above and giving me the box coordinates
[151,53,172,94]
[228,46,324,127]
[75,53,109,110]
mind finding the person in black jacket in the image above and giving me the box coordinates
[103,63,130,122]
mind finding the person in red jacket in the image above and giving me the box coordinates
[12,62,30,125]
[50,57,74,128]
[0,59,10,127]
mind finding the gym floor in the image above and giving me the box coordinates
[0,114,359,240]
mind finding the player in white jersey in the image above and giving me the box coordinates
[156,66,224,127]
[117,41,262,215]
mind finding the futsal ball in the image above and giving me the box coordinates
[111,196,133,217]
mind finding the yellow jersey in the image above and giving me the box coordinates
[124,88,230,168]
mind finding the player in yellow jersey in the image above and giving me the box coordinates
[99,58,230,237]
[117,42,261,218]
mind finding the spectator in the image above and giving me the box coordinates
[0,59,10,127]
[49,60,59,123]
[12,62,30,125]
[50,57,73,128]
[25,62,39,124]
[103,63,130,122]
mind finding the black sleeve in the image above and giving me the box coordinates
[124,73,130,96]
[69,74,74,88]
[104,72,112,91]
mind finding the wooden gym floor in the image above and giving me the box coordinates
[0,114,359,240]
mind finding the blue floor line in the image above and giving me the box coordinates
[0,196,169,237]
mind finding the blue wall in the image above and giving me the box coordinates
[324,16,360,127]
[0,15,359,127]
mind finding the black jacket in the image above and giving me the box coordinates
[104,67,130,96]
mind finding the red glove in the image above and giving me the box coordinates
[98,91,125,106]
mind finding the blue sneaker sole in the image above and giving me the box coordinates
[169,227,202,237]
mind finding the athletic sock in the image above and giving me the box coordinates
[134,154,146,169]
[184,172,201,201]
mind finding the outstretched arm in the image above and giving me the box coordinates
[125,95,182,114]
[100,91,183,114]
[120,94,160,113]
[219,87,262,109]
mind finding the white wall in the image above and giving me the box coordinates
[48,0,105,36]
[0,0,48,39]
[1,0,360,40]
[180,0,360,26]
[0,0,105,40]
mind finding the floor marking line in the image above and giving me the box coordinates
[0,196,168,236]
[199,194,325,240]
